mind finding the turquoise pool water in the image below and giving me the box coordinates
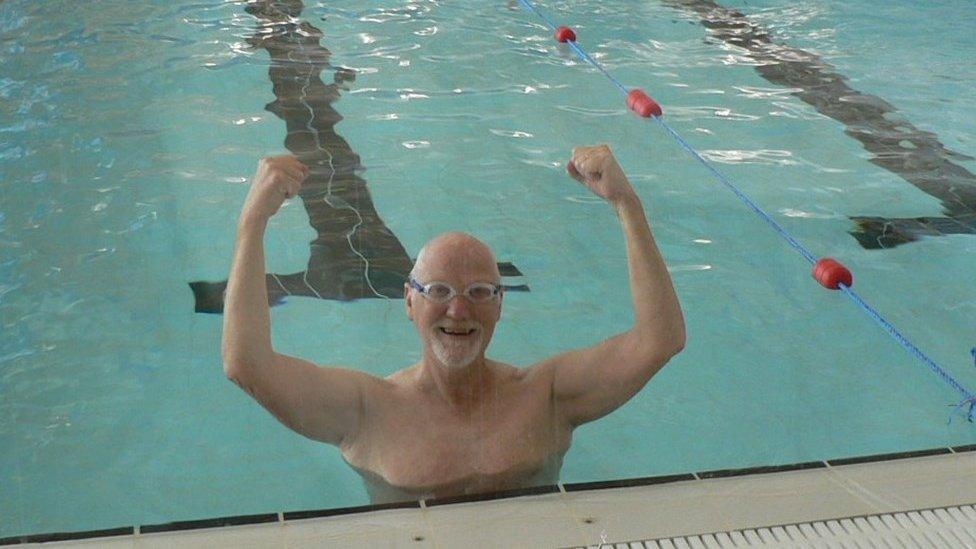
[2,0,975,537]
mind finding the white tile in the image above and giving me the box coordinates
[825,453,976,512]
[126,508,431,549]
[563,481,727,542]
[280,509,431,549]
[562,468,877,542]
[134,523,285,549]
[422,492,587,549]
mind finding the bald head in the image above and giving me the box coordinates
[410,232,500,283]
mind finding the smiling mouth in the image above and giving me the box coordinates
[439,327,476,336]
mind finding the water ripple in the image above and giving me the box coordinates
[555,105,623,117]
[734,86,803,99]
[348,43,422,60]
[778,208,841,219]
[353,85,537,101]
[768,100,826,120]
[665,106,761,122]
[667,264,713,273]
[698,149,797,165]
[365,112,487,123]
[114,211,157,235]
[565,195,604,204]
[489,129,534,138]
[358,4,433,24]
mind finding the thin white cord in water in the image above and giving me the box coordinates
[269,272,290,296]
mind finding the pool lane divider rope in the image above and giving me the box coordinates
[516,0,976,422]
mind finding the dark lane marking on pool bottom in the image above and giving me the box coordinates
[187,0,525,311]
[5,445,973,544]
[498,261,522,277]
[189,266,530,313]
[662,0,976,249]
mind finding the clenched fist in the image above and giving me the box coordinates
[239,155,309,225]
[566,144,636,206]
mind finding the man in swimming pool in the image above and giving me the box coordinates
[222,144,686,502]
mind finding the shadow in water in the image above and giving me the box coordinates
[190,0,525,313]
[663,0,976,249]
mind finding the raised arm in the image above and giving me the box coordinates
[221,155,372,446]
[535,144,686,427]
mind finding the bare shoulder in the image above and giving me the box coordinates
[489,359,522,378]
[370,363,428,403]
[521,349,574,385]
[356,367,402,399]
[382,362,427,391]
[492,358,556,396]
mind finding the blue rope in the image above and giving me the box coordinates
[516,0,976,422]
[565,40,629,95]
[517,0,630,94]
[653,118,819,265]
[516,0,559,30]
[955,349,976,423]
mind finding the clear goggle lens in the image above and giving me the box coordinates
[411,279,500,304]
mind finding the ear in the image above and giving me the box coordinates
[404,282,414,321]
[495,287,504,321]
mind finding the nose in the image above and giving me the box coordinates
[445,293,469,318]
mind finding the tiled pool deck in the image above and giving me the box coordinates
[4,445,975,547]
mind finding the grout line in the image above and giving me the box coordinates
[559,486,597,547]
[421,500,439,549]
[277,512,284,524]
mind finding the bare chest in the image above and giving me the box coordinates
[343,382,571,497]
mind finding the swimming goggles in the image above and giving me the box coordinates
[408,278,502,304]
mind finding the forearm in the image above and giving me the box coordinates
[614,193,686,355]
[222,217,275,374]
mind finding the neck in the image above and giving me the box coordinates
[417,353,493,410]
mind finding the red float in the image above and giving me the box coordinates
[627,88,662,118]
[813,258,853,290]
[555,26,576,43]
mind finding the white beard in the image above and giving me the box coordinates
[430,329,484,368]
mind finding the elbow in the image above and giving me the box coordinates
[654,340,684,367]
[223,350,273,385]
[666,318,687,357]
[222,349,253,381]
[222,358,243,381]
[221,338,273,381]
[630,326,685,365]
[671,329,686,357]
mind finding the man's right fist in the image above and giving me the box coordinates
[240,155,309,224]
[567,144,636,206]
